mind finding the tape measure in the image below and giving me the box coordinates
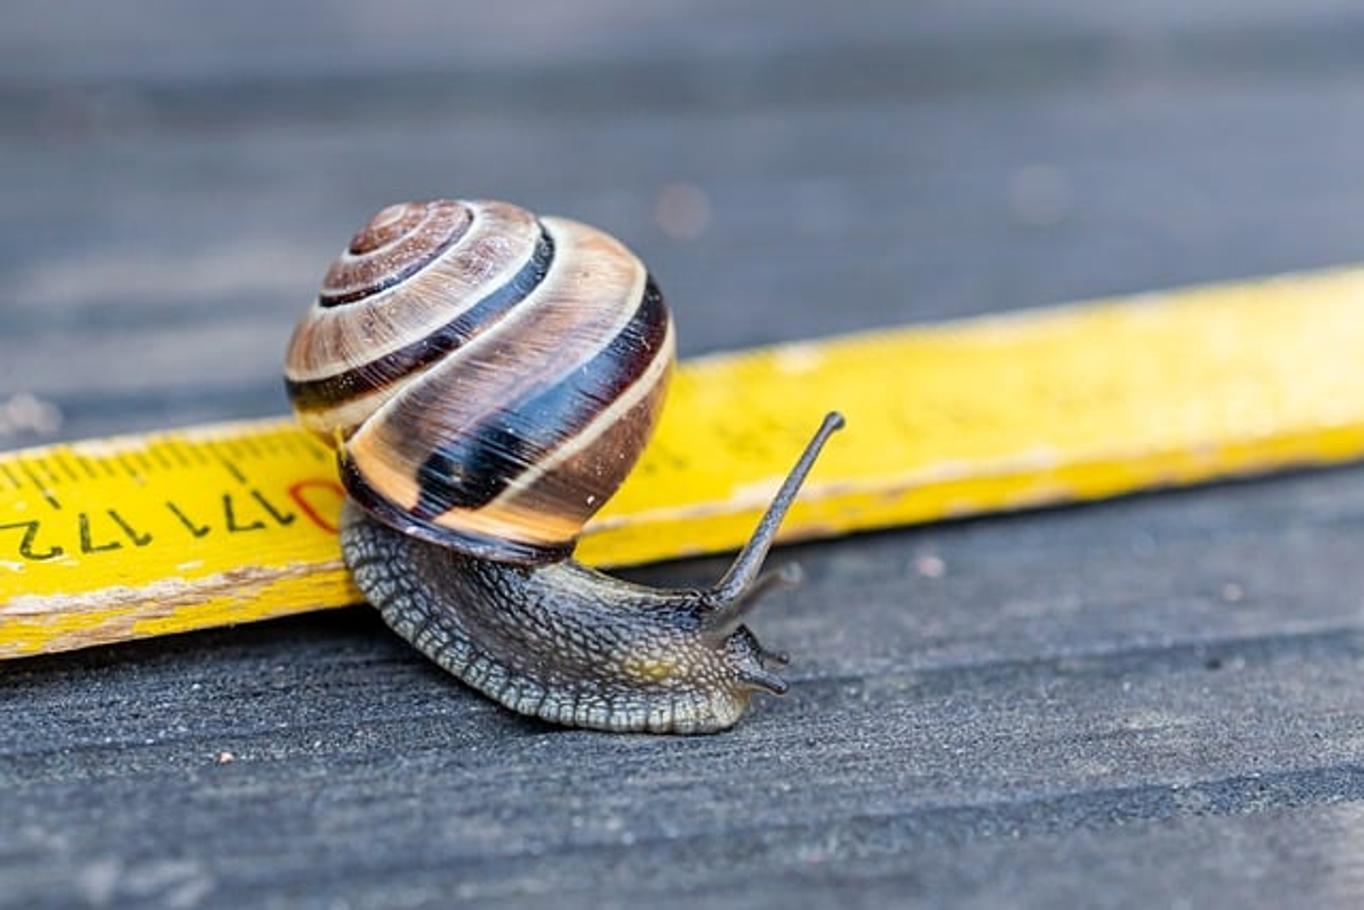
[5,266,1364,660]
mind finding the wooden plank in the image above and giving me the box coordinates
[5,2,1364,907]
[7,76,1364,416]
[6,467,1364,906]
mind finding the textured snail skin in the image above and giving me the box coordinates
[341,412,844,734]
[285,199,843,733]
[343,509,782,733]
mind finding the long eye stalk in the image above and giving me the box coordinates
[709,411,846,608]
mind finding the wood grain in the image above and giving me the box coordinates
[4,2,1364,907]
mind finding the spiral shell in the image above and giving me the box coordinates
[284,199,675,564]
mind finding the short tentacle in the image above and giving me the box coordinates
[297,200,852,734]
[738,664,790,696]
[342,409,846,733]
[701,563,802,638]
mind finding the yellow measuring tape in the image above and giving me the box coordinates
[5,267,1364,659]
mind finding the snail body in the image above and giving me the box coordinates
[285,198,842,733]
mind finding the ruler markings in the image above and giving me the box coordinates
[201,441,247,484]
[218,458,247,485]
[4,266,1364,659]
[114,453,142,481]
[298,435,328,462]
[73,454,99,480]
[51,454,81,484]
[166,501,211,538]
[163,442,190,469]
[15,461,61,510]
[32,458,62,487]
[147,445,174,471]
[187,441,210,466]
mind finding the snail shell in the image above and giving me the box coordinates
[283,199,674,564]
[284,198,843,733]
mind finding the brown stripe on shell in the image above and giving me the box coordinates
[285,227,554,414]
[407,278,669,517]
[342,215,658,561]
[338,456,574,565]
[348,202,426,253]
[320,200,471,305]
[338,318,673,563]
[473,327,674,554]
[283,200,543,438]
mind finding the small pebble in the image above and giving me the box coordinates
[0,392,63,438]
[914,554,946,579]
[215,751,235,765]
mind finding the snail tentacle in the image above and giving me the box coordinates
[287,199,845,733]
[701,411,844,634]
[341,413,844,734]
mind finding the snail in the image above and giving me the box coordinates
[283,198,843,734]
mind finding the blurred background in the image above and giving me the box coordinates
[11,5,1364,907]
[4,0,1364,446]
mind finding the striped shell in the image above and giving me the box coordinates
[284,199,675,565]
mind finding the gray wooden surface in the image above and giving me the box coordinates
[5,2,1364,907]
